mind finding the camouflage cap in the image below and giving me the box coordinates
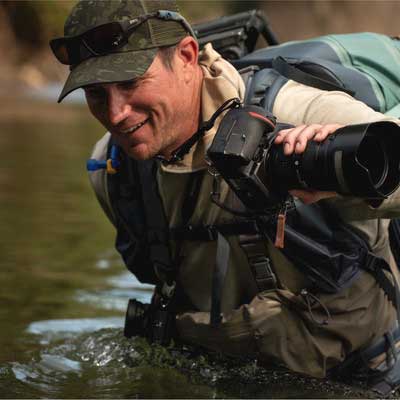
[57,0,189,102]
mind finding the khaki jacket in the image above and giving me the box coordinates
[88,44,400,377]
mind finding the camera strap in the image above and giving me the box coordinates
[210,231,231,326]
[157,98,241,164]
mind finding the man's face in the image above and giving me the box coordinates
[84,50,195,160]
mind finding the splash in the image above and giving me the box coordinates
[7,327,377,399]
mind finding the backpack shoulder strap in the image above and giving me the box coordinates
[389,219,400,269]
[135,159,175,284]
[87,132,116,226]
[240,65,288,112]
[272,56,355,96]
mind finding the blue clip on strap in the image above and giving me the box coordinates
[86,144,120,174]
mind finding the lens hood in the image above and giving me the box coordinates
[266,121,400,198]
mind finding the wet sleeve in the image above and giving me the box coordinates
[175,269,396,379]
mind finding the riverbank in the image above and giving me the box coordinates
[0,96,86,125]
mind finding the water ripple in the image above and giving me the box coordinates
[28,317,123,335]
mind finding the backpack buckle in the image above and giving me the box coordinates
[251,255,277,291]
[205,225,218,241]
[365,252,378,272]
[239,234,277,292]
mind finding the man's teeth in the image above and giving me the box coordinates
[122,119,148,134]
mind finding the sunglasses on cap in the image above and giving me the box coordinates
[50,10,196,66]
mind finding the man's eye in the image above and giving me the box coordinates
[117,80,139,90]
[85,87,105,99]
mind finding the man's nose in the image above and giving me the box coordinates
[107,87,131,126]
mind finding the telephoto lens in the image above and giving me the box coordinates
[265,121,400,199]
[124,299,149,338]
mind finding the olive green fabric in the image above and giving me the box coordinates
[177,272,396,377]
[87,44,400,378]
[57,0,188,102]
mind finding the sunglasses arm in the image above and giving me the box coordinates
[157,10,197,38]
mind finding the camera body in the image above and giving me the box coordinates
[207,104,400,213]
[124,298,176,346]
[207,105,281,212]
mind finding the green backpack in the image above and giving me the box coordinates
[231,32,400,117]
[194,11,400,115]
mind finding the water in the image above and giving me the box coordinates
[0,93,388,398]
[27,84,86,105]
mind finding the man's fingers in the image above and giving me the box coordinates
[313,124,343,141]
[275,123,345,155]
[275,125,313,154]
[274,125,305,144]
[276,124,322,155]
[289,189,338,204]
[281,125,312,154]
[293,124,323,153]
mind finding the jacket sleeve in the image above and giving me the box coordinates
[272,80,400,220]
[87,132,117,227]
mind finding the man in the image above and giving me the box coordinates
[51,0,400,387]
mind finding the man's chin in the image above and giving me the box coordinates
[124,143,157,161]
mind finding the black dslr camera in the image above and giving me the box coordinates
[124,297,176,346]
[207,103,400,213]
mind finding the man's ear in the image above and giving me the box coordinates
[175,36,199,81]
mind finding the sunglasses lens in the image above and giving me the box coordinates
[51,18,144,65]
[50,39,71,65]
[83,23,125,54]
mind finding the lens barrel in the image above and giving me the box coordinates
[124,298,149,338]
[265,121,400,199]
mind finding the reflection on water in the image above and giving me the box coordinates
[0,98,122,364]
[28,317,124,335]
[0,96,382,398]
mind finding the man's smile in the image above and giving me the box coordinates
[120,118,150,135]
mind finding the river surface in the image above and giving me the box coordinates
[0,91,388,398]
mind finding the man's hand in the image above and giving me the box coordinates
[274,123,343,204]
[274,123,343,155]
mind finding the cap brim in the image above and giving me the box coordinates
[58,48,158,103]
